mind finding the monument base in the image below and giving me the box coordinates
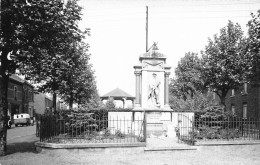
[145,110,172,138]
[163,104,172,111]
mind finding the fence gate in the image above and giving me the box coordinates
[177,113,195,145]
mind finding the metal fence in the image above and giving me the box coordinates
[177,116,260,145]
[38,115,146,144]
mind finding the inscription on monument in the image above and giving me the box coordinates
[147,123,163,137]
[146,112,161,123]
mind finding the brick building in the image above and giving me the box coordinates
[0,75,34,121]
[225,83,260,119]
[34,93,68,114]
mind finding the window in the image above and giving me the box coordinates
[29,107,32,116]
[24,88,29,102]
[31,91,34,101]
[243,103,247,119]
[231,89,235,96]
[14,86,17,100]
[28,90,31,102]
[28,90,33,102]
[231,104,235,115]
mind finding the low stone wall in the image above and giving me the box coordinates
[35,141,146,153]
[107,111,195,138]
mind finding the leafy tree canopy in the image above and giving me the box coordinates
[170,52,204,100]
[201,20,247,107]
[246,10,260,85]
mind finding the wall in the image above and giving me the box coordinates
[34,93,53,114]
[34,93,46,114]
[225,84,259,119]
[23,83,34,116]
[108,111,194,138]
[108,112,136,135]
[7,80,23,115]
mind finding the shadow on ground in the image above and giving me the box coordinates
[6,140,38,155]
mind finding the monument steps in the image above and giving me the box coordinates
[144,146,197,151]
[145,136,197,151]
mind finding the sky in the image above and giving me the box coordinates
[77,0,260,96]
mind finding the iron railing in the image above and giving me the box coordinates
[194,117,260,141]
[177,116,260,145]
[39,115,146,144]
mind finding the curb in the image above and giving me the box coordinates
[35,141,146,149]
[144,147,197,151]
[195,141,260,146]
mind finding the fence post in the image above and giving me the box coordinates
[39,116,42,142]
[144,112,147,143]
[227,117,229,141]
[192,115,195,145]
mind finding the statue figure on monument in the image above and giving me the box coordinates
[148,73,160,105]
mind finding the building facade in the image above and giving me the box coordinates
[225,83,260,119]
[0,75,35,121]
[34,93,68,114]
[34,93,53,114]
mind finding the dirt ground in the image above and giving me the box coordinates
[1,135,260,165]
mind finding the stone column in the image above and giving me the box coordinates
[164,72,171,109]
[122,97,126,109]
[134,71,141,108]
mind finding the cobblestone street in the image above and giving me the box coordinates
[1,139,260,165]
[0,126,259,165]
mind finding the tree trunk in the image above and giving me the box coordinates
[219,95,226,113]
[0,0,12,156]
[53,92,57,114]
[69,92,73,109]
[0,50,9,156]
[215,90,227,112]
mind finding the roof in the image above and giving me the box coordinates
[101,88,135,100]
[9,75,25,83]
[35,92,53,101]
[10,75,34,88]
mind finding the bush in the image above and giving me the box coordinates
[137,136,145,142]
[103,129,111,138]
[219,129,240,139]
[201,126,221,139]
[115,130,125,138]
[179,136,196,145]
[192,126,241,140]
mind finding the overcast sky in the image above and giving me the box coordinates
[77,0,260,96]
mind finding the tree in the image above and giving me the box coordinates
[201,21,247,109]
[0,0,85,155]
[170,52,205,100]
[169,90,215,112]
[0,0,64,155]
[83,90,102,109]
[58,41,98,109]
[23,0,85,112]
[246,10,260,84]
[105,98,116,109]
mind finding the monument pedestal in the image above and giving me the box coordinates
[133,103,142,110]
[144,109,173,138]
[133,43,174,138]
[163,104,172,111]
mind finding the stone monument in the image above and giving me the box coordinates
[133,43,173,137]
[133,42,171,111]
